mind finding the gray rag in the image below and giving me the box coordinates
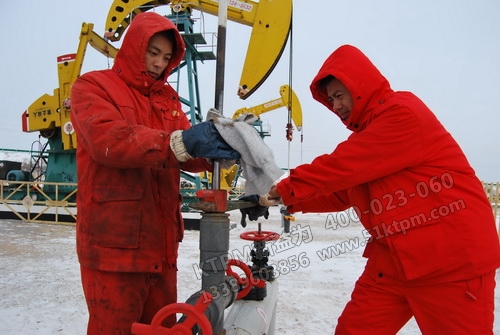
[207,109,284,195]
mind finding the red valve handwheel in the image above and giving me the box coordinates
[226,259,255,300]
[240,230,280,242]
[131,293,213,335]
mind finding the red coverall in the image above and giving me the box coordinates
[70,12,211,334]
[277,45,500,334]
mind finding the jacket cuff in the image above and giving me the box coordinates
[170,130,193,162]
[276,178,294,205]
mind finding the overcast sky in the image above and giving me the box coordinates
[0,1,499,181]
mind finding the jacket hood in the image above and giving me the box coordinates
[310,45,394,132]
[113,12,185,95]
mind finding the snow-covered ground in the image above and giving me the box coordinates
[0,207,498,334]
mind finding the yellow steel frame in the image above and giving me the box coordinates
[0,180,77,226]
[25,23,118,150]
[232,84,302,130]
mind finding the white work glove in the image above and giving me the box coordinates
[170,130,193,162]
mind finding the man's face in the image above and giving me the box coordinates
[325,78,353,121]
[145,33,174,80]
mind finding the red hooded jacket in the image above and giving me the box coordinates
[277,45,500,282]
[70,12,210,273]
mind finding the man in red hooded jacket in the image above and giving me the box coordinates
[264,45,500,334]
[70,12,239,334]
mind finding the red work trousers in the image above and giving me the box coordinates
[335,269,496,335]
[80,265,177,335]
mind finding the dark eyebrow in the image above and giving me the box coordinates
[327,90,344,99]
[148,44,172,56]
[149,45,161,52]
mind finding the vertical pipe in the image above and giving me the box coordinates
[214,0,227,114]
[199,212,230,334]
[198,3,230,334]
[212,0,228,190]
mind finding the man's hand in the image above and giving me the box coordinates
[268,185,280,198]
[170,121,241,162]
[259,186,281,206]
[259,193,281,207]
